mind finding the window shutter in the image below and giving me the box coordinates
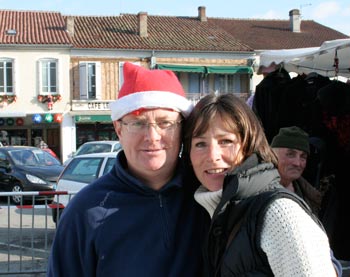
[37,60,42,95]
[118,62,140,90]
[188,73,200,94]
[233,75,240,93]
[118,62,125,90]
[12,59,16,95]
[79,63,88,99]
[95,62,101,99]
[54,60,59,94]
[214,75,220,92]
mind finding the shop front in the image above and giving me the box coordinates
[74,114,117,148]
[71,100,115,148]
[0,112,62,159]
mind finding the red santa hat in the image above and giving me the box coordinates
[110,62,193,120]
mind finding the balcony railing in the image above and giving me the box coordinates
[186,92,250,105]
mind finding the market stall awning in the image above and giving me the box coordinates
[157,64,253,74]
[259,38,350,78]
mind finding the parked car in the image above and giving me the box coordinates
[64,140,121,165]
[52,152,119,224]
[0,146,64,204]
[42,147,59,160]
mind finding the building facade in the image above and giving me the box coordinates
[0,10,71,160]
[0,7,347,163]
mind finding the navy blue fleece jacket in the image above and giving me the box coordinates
[47,151,206,277]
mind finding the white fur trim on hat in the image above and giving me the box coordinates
[110,90,194,120]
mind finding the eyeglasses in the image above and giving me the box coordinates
[120,119,182,133]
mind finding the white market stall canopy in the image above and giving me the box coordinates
[259,39,350,78]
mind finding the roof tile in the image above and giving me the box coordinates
[209,18,349,50]
[0,10,72,45]
[69,14,253,52]
[0,9,348,51]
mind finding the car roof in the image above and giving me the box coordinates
[0,146,43,151]
[71,152,119,159]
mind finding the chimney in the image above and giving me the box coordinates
[65,16,75,37]
[289,9,301,32]
[138,12,148,37]
[198,6,207,22]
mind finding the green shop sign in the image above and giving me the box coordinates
[75,115,111,123]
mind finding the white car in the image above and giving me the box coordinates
[52,152,119,224]
[64,140,122,166]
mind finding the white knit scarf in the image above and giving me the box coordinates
[194,185,222,218]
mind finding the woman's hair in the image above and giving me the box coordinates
[183,93,278,166]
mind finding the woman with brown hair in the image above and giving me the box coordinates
[183,93,339,276]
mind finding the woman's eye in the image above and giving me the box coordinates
[220,139,237,146]
[194,141,206,148]
[220,139,232,145]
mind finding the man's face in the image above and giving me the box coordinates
[114,109,182,187]
[274,147,308,185]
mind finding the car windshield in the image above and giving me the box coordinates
[112,143,122,152]
[103,157,116,175]
[75,143,112,156]
[9,149,61,166]
[62,157,104,183]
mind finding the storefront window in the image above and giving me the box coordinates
[76,123,117,148]
[0,129,27,146]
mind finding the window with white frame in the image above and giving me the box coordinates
[188,73,201,94]
[0,58,14,94]
[214,74,241,94]
[39,58,58,95]
[79,62,101,100]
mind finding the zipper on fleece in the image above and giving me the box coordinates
[157,193,171,247]
[158,194,163,207]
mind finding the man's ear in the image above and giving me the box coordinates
[113,121,122,138]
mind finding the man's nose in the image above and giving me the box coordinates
[291,156,303,166]
[144,124,162,139]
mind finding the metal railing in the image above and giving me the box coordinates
[0,191,76,275]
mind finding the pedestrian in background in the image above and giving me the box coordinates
[271,126,341,273]
[271,126,323,215]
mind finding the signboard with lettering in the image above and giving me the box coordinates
[72,100,112,111]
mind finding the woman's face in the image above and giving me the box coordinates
[190,115,242,192]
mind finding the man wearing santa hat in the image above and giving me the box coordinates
[48,62,207,276]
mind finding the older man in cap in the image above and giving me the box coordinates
[271,126,342,276]
[271,126,323,215]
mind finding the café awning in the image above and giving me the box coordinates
[156,64,206,73]
[157,64,253,74]
[206,65,253,74]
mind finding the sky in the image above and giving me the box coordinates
[1,0,349,36]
